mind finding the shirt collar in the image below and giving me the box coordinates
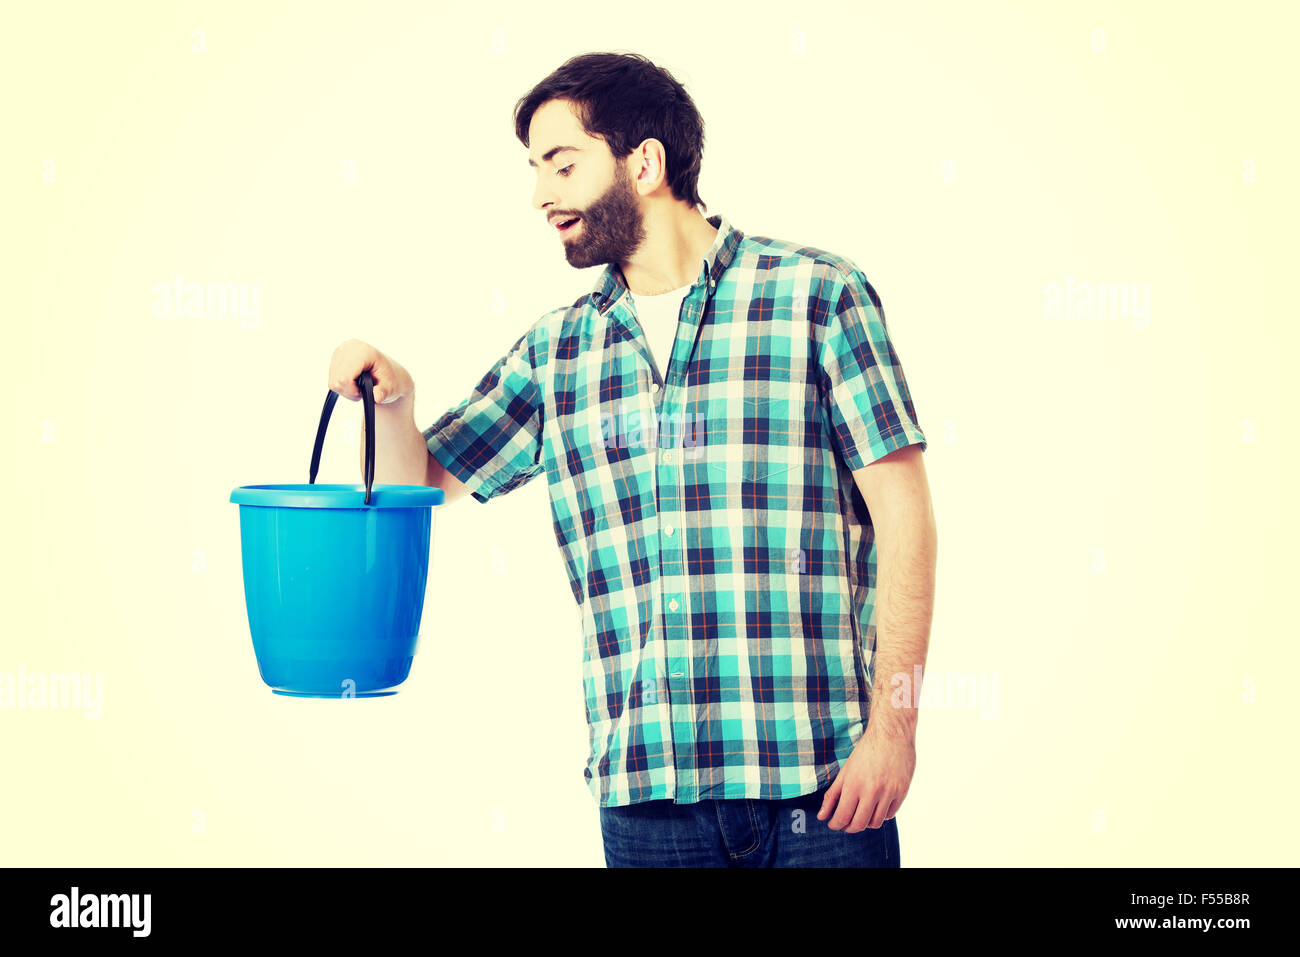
[589,212,742,315]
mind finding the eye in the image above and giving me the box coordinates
[558,165,574,177]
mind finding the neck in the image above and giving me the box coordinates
[620,207,718,296]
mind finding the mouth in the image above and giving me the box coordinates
[555,216,581,236]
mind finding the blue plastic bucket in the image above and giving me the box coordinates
[230,370,444,697]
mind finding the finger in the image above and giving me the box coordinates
[366,366,393,404]
[827,786,861,831]
[816,777,842,821]
[848,792,883,833]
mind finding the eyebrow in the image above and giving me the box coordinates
[528,146,581,168]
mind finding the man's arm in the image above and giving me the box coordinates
[425,445,472,506]
[808,261,935,830]
[852,443,938,738]
[818,442,937,831]
[361,399,473,506]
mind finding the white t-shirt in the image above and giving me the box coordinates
[628,284,692,380]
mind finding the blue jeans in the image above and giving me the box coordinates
[599,782,900,867]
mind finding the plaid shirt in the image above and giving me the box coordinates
[423,213,927,807]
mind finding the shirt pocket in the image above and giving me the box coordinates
[741,394,806,508]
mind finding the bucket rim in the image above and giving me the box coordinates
[230,483,445,509]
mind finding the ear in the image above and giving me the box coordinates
[633,140,666,189]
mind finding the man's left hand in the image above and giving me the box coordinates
[816,727,916,832]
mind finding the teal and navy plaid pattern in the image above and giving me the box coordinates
[423,213,927,807]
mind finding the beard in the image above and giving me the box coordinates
[559,160,646,271]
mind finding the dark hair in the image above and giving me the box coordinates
[513,52,707,212]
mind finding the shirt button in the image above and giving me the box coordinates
[650,382,660,393]
[668,599,679,612]
[664,525,674,537]
[662,450,675,465]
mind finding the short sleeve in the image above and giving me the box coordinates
[423,323,546,504]
[813,266,927,470]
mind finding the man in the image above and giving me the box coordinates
[348,52,938,867]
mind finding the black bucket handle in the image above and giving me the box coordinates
[308,369,376,505]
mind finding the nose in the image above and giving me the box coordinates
[532,177,559,213]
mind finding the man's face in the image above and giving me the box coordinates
[528,98,646,270]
